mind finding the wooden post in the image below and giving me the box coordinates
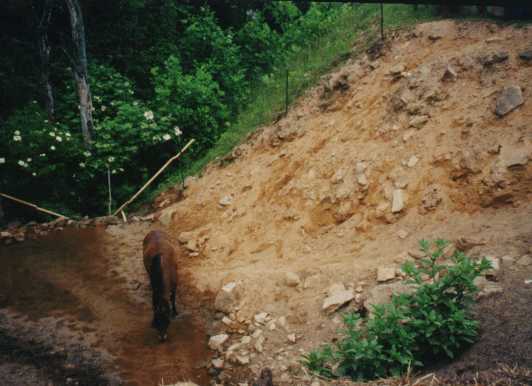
[113,139,195,216]
[285,68,289,115]
[0,192,70,219]
[380,3,384,41]
[107,164,112,215]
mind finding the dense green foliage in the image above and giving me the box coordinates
[0,2,441,218]
[303,239,492,381]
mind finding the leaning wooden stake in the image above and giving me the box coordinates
[0,192,70,219]
[113,139,195,216]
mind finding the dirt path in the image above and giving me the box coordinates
[0,225,211,386]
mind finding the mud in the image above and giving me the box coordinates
[0,226,211,386]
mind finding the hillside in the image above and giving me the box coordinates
[151,20,532,384]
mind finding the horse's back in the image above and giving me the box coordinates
[143,230,177,274]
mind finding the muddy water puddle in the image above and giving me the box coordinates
[0,227,210,385]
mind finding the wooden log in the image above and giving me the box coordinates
[0,192,70,219]
[113,139,195,216]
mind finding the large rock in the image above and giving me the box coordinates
[364,282,417,311]
[495,86,524,117]
[499,146,529,168]
[377,267,396,283]
[322,283,354,314]
[214,282,241,313]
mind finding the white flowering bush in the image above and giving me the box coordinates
[0,63,185,215]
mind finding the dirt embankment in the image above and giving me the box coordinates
[153,20,532,385]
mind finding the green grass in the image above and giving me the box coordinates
[145,4,438,204]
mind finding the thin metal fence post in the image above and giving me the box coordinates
[285,68,289,115]
[107,164,112,215]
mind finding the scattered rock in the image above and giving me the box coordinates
[287,333,297,344]
[402,129,416,142]
[478,282,503,298]
[389,64,406,79]
[499,146,529,168]
[254,312,269,325]
[397,229,409,239]
[394,175,409,189]
[480,51,509,66]
[322,283,355,314]
[495,85,524,117]
[377,267,396,283]
[214,282,241,313]
[212,358,225,370]
[501,255,515,264]
[484,256,501,280]
[409,250,426,259]
[409,115,429,129]
[391,189,405,213]
[357,173,369,186]
[407,155,419,168]
[284,271,301,287]
[441,64,458,81]
[419,184,443,214]
[519,50,532,62]
[254,336,265,353]
[209,334,229,352]
[517,255,532,266]
[219,195,233,207]
[365,282,417,311]
[456,237,485,252]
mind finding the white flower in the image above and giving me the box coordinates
[144,110,154,121]
[44,119,48,123]
[17,160,27,167]
[13,135,22,142]
[50,145,56,150]
[112,169,117,174]
[49,131,56,137]
[174,126,182,136]
[0,157,5,164]
[79,162,86,168]
[152,135,160,142]
[65,132,71,137]
[32,172,37,176]
[101,106,107,112]
[26,158,32,162]
[108,156,115,163]
[83,151,91,157]
[14,130,20,135]
[56,136,62,142]
[40,153,46,157]
[133,101,139,106]
[162,134,171,141]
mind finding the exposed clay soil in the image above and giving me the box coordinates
[1,19,532,386]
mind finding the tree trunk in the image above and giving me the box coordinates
[65,0,93,146]
[35,0,55,121]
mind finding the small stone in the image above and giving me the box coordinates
[267,321,276,331]
[254,312,269,325]
[219,195,233,207]
[499,146,529,168]
[277,316,288,331]
[441,64,457,81]
[215,282,241,313]
[407,155,419,168]
[525,279,532,285]
[322,285,355,314]
[355,161,367,174]
[389,63,406,77]
[501,255,515,264]
[365,282,417,311]
[394,176,409,189]
[402,129,416,142]
[236,355,250,365]
[484,256,500,280]
[409,250,426,259]
[222,316,233,326]
[287,333,297,343]
[377,267,396,283]
[357,173,369,186]
[284,272,301,287]
[495,85,524,117]
[251,329,263,338]
[254,336,265,353]
[209,334,229,352]
[517,255,532,266]
[397,229,409,239]
[409,115,429,129]
[478,282,503,298]
[212,358,224,369]
[391,189,405,213]
[519,50,532,62]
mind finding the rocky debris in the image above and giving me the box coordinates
[212,358,225,370]
[253,368,273,386]
[484,256,501,280]
[322,283,355,314]
[478,282,503,298]
[254,312,269,325]
[356,173,369,186]
[408,249,426,259]
[397,229,409,239]
[391,189,405,213]
[377,267,396,283]
[519,50,532,62]
[409,115,429,129]
[501,255,515,264]
[406,155,419,168]
[214,282,241,313]
[287,333,297,344]
[284,271,301,287]
[364,282,417,311]
[209,334,229,352]
[441,64,458,81]
[480,51,509,67]
[499,146,529,168]
[456,237,486,252]
[254,336,265,353]
[495,85,524,117]
[516,255,532,266]
[219,195,233,207]
[419,184,443,214]
[389,63,406,79]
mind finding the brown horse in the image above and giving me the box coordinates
[142,230,178,341]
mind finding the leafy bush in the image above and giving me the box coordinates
[303,239,491,381]
[0,63,183,215]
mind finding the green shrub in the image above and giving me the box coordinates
[303,239,491,381]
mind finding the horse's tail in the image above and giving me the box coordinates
[149,254,164,296]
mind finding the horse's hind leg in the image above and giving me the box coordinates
[151,292,158,327]
[171,288,178,318]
